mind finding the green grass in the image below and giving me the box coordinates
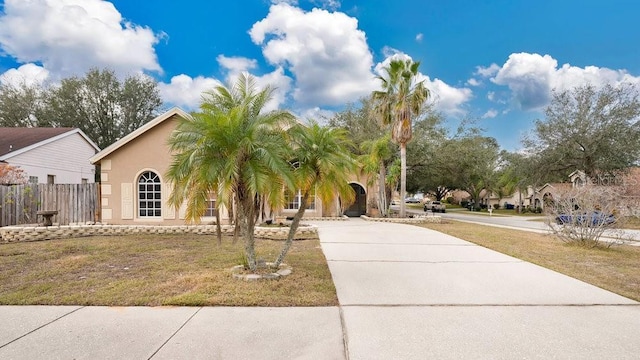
[0,234,337,307]
[419,221,640,301]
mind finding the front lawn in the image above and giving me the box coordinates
[419,221,640,301]
[0,234,337,306]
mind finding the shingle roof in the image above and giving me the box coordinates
[0,127,75,157]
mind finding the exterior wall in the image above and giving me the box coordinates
[271,169,374,219]
[98,111,373,224]
[7,133,97,184]
[99,115,228,225]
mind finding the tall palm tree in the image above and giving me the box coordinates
[166,73,296,271]
[372,58,429,217]
[273,122,357,267]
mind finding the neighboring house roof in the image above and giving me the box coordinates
[90,107,191,165]
[536,182,572,194]
[0,127,100,160]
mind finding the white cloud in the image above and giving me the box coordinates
[415,33,424,42]
[491,53,556,110]
[0,0,161,78]
[481,109,498,119]
[489,52,640,110]
[158,75,222,110]
[159,66,292,112]
[249,3,376,106]
[216,55,257,74]
[297,107,335,124]
[466,78,480,87]
[253,67,293,112]
[312,0,341,10]
[475,63,500,77]
[0,63,50,87]
[426,78,473,115]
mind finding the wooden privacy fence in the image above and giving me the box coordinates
[0,183,99,227]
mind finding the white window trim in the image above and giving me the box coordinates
[284,189,316,211]
[138,171,162,218]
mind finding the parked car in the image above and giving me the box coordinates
[405,198,421,204]
[424,201,446,213]
[554,211,615,226]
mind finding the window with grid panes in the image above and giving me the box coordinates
[204,199,217,217]
[138,171,161,217]
[284,189,315,210]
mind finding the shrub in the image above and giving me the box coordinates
[546,186,630,248]
[493,204,500,210]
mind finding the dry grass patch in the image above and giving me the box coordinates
[419,221,640,301]
[0,234,337,307]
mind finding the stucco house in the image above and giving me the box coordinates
[89,107,373,225]
[0,127,100,184]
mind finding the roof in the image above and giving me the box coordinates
[0,127,100,160]
[90,107,191,165]
[537,182,572,194]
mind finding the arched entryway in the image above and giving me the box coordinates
[344,183,366,217]
[542,192,555,209]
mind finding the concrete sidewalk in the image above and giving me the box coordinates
[0,306,345,359]
[1,218,639,359]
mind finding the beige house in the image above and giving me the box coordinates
[89,107,373,225]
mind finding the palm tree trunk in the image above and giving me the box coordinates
[378,162,387,216]
[237,197,257,271]
[274,191,310,267]
[215,207,222,245]
[400,142,407,218]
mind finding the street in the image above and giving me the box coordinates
[397,205,640,245]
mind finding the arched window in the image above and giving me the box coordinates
[138,171,161,217]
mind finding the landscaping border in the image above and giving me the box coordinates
[0,223,319,243]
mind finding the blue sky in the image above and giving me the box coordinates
[0,0,639,150]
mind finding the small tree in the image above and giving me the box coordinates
[359,134,394,216]
[0,163,27,185]
[545,186,628,248]
[273,122,356,267]
[167,73,295,271]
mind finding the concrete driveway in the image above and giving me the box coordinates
[317,219,640,359]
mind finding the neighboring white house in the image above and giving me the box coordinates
[0,127,100,184]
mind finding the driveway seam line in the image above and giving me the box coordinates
[328,260,522,264]
[322,242,476,246]
[148,307,202,360]
[338,306,350,360]
[0,306,85,349]
[339,303,640,307]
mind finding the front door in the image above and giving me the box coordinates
[344,183,366,217]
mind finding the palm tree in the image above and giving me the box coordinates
[166,73,296,271]
[359,133,395,216]
[372,58,430,217]
[273,122,356,267]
